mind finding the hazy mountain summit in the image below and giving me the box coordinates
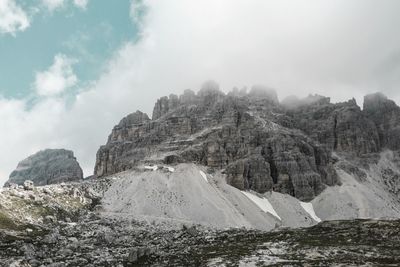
[95,82,400,202]
[4,149,83,187]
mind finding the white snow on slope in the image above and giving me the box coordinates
[144,165,158,171]
[300,201,321,222]
[266,192,317,228]
[165,166,175,172]
[199,170,208,183]
[241,191,281,220]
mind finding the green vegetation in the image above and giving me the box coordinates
[0,211,19,230]
[0,189,87,233]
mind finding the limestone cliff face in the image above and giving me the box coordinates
[94,83,400,201]
[363,93,400,150]
[5,149,83,187]
[284,96,380,155]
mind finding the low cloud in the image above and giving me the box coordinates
[41,0,66,12]
[42,0,90,12]
[0,97,65,182]
[34,54,78,97]
[0,0,30,35]
[73,0,88,10]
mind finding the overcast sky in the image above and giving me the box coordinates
[1,0,400,185]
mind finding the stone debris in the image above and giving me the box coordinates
[1,215,399,266]
[23,180,34,191]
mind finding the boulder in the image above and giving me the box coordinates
[23,180,34,191]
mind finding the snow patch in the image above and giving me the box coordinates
[144,165,158,171]
[300,201,321,222]
[165,166,175,172]
[199,171,209,183]
[241,191,281,220]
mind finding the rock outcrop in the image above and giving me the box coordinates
[5,149,83,187]
[363,92,400,150]
[284,96,380,155]
[94,84,400,201]
[96,84,337,200]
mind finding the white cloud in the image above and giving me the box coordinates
[130,0,145,26]
[73,0,88,10]
[0,0,90,37]
[41,0,66,11]
[0,0,30,35]
[2,0,400,185]
[34,54,78,96]
[0,97,66,182]
[42,0,89,11]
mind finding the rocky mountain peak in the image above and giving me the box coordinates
[248,85,278,104]
[363,92,400,150]
[198,80,222,96]
[94,85,400,201]
[197,80,225,107]
[96,86,338,200]
[363,92,393,111]
[281,94,330,109]
[118,110,150,127]
[152,94,180,120]
[4,149,83,187]
[179,89,196,104]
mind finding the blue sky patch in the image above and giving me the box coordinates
[0,0,139,99]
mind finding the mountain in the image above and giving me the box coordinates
[94,82,400,223]
[95,83,339,201]
[4,149,83,187]
[1,83,400,266]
